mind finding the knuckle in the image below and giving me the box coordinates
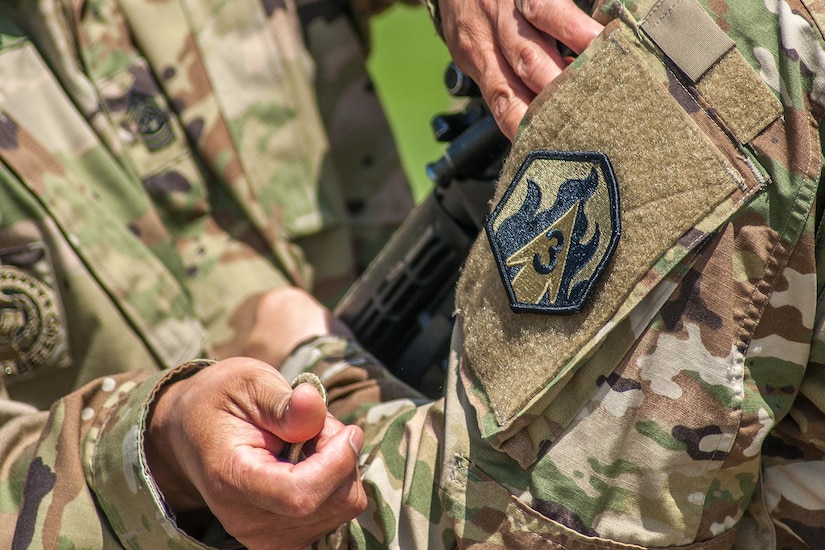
[327,494,367,525]
[282,490,321,518]
[352,491,368,515]
[512,43,543,81]
[518,0,535,18]
[486,86,514,121]
[558,19,579,45]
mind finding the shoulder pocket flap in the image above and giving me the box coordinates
[456,19,771,437]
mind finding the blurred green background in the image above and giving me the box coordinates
[367,5,458,201]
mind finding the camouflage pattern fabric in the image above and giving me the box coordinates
[6,0,825,547]
[306,0,825,548]
[0,0,414,547]
[296,0,418,301]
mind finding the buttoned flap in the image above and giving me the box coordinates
[115,0,344,240]
[455,16,781,444]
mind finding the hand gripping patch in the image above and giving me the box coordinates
[486,151,620,314]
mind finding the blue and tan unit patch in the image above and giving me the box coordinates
[486,151,620,314]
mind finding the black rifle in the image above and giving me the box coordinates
[334,64,510,397]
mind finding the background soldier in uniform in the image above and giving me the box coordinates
[0,0,417,546]
[6,0,824,549]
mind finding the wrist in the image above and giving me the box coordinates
[145,361,212,516]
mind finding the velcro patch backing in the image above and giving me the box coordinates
[455,21,770,428]
[641,0,733,83]
[695,49,783,144]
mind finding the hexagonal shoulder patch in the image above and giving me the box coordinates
[485,151,621,314]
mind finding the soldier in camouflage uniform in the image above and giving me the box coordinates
[5,0,825,548]
[0,0,420,546]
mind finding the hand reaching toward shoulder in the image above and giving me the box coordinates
[145,357,366,549]
[438,0,603,140]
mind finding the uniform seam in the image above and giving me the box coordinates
[737,117,814,354]
[644,0,685,31]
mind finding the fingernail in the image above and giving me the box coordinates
[348,427,364,455]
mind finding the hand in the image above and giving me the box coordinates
[243,286,353,369]
[438,0,603,140]
[145,357,366,549]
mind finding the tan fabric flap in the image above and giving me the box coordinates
[695,49,783,144]
[640,0,734,83]
[640,0,782,145]
[455,19,767,434]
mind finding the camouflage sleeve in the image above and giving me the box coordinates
[0,362,217,549]
[759,232,825,543]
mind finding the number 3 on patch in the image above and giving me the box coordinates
[486,151,621,314]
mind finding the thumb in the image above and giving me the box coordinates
[260,381,328,444]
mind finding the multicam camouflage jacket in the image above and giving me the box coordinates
[0,0,416,547]
[298,0,825,548]
[6,0,825,548]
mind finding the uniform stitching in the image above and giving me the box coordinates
[738,117,814,355]
[644,0,686,31]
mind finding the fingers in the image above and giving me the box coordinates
[232,368,363,517]
[498,6,568,94]
[438,0,603,140]
[230,423,365,517]
[284,424,365,517]
[482,8,568,139]
[516,0,603,55]
[263,381,328,444]
[209,426,365,550]
[152,358,366,547]
[492,0,602,137]
[478,57,531,142]
[188,363,365,543]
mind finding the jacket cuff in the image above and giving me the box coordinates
[85,360,215,549]
[279,334,363,382]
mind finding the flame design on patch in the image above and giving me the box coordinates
[486,151,620,314]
